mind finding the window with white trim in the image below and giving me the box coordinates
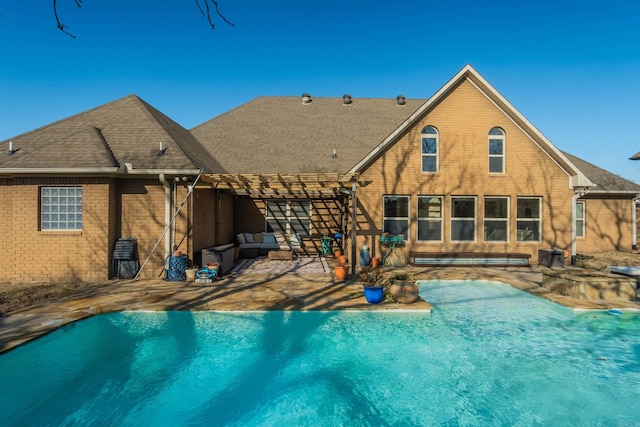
[516,197,541,242]
[421,126,438,173]
[417,196,443,242]
[383,195,409,240]
[484,197,509,242]
[265,200,312,236]
[576,201,585,238]
[41,187,83,230]
[489,127,505,173]
[451,197,476,241]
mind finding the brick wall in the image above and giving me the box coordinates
[355,79,577,261]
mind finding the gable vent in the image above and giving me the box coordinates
[301,93,312,104]
[396,95,406,106]
[343,94,352,105]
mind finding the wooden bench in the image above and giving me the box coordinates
[410,252,531,267]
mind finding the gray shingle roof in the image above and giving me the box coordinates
[630,151,640,160]
[191,96,425,174]
[0,95,218,172]
[563,151,640,193]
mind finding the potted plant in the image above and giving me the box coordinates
[185,265,198,282]
[389,272,419,304]
[357,267,388,304]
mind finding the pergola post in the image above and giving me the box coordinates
[351,183,357,278]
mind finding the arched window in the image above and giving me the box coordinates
[421,126,438,172]
[489,127,505,173]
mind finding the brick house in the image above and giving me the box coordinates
[2,65,639,282]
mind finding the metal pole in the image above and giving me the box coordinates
[351,183,357,278]
[134,168,204,280]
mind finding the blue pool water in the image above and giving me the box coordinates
[1,280,639,426]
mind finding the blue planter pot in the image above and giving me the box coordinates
[363,285,384,304]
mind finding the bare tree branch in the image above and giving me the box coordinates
[196,0,234,29]
[53,0,233,38]
[53,0,83,38]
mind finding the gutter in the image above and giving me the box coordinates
[0,167,201,176]
[633,195,640,250]
[158,173,172,270]
[571,188,589,265]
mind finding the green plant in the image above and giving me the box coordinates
[357,267,388,288]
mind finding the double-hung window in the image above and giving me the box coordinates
[417,196,443,242]
[451,197,476,241]
[489,127,505,173]
[266,200,312,236]
[484,197,509,242]
[383,195,409,240]
[421,126,438,173]
[41,187,83,231]
[576,201,585,238]
[516,197,541,242]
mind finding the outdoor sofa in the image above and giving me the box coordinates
[237,232,304,258]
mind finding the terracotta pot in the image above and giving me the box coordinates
[173,250,182,257]
[390,280,419,304]
[338,255,348,265]
[334,264,350,280]
[371,257,381,267]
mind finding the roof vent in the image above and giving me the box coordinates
[7,140,17,156]
[301,93,312,104]
[396,95,406,106]
[342,94,352,105]
[332,149,337,158]
[157,141,167,156]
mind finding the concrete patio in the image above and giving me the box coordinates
[1,262,639,354]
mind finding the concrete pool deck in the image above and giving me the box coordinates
[1,263,639,354]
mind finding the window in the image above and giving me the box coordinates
[489,127,505,173]
[576,201,585,238]
[417,196,443,242]
[516,197,541,242]
[265,200,312,236]
[484,197,509,242]
[383,195,409,240]
[41,187,83,230]
[421,126,438,173]
[451,197,476,241]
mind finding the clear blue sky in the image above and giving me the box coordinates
[1,0,639,182]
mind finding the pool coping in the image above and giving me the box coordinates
[1,265,639,354]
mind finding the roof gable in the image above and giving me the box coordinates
[0,95,209,173]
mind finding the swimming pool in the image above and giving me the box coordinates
[1,280,639,425]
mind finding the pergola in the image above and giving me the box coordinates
[199,172,360,197]
[200,172,362,276]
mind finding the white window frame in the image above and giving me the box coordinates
[488,127,505,174]
[450,196,477,242]
[40,186,83,231]
[265,200,312,236]
[516,197,542,242]
[421,126,439,173]
[383,195,410,241]
[417,196,443,242]
[484,196,509,242]
[576,201,585,238]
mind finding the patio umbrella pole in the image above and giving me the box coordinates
[134,168,205,280]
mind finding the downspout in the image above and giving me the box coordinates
[571,187,588,265]
[159,174,172,270]
[633,195,640,250]
[351,183,358,278]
